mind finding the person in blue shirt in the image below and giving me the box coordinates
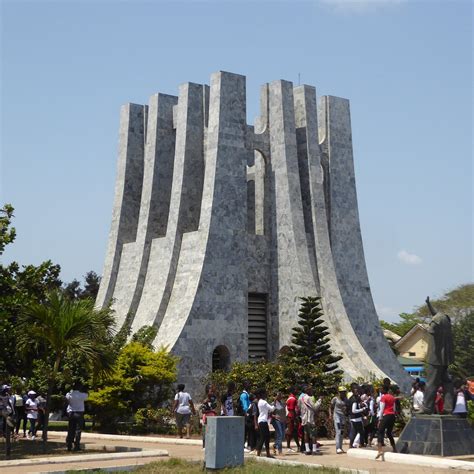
[240,381,251,412]
[239,381,251,451]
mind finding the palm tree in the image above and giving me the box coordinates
[17,290,116,445]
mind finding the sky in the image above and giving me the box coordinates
[1,0,472,322]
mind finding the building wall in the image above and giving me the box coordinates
[97,71,411,394]
[398,331,430,360]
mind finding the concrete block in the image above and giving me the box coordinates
[205,416,244,469]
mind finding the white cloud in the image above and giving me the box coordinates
[397,249,422,265]
[320,0,406,13]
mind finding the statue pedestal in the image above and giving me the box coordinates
[396,414,474,456]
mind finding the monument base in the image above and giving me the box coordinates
[396,414,474,456]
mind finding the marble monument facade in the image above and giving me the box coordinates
[96,71,410,393]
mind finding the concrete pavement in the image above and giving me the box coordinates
[0,432,471,473]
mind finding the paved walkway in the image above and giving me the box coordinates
[0,434,468,473]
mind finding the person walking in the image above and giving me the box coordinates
[348,389,366,449]
[363,385,376,447]
[285,387,300,452]
[245,393,258,453]
[13,389,27,438]
[298,385,322,455]
[271,391,286,456]
[330,386,348,454]
[173,384,196,439]
[35,392,47,436]
[375,385,397,459]
[65,382,88,451]
[25,390,39,440]
[239,381,251,450]
[255,388,274,458]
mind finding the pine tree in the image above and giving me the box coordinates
[286,296,342,374]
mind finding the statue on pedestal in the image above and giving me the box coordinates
[422,296,454,414]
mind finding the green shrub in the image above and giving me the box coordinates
[50,394,65,413]
[88,342,178,432]
[133,407,176,434]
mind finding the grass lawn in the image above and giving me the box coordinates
[68,458,341,473]
[48,420,94,431]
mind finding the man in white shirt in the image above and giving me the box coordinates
[173,384,196,439]
[65,382,88,451]
[298,385,323,455]
[412,381,425,413]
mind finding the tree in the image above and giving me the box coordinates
[0,204,64,378]
[380,284,474,337]
[413,284,474,323]
[206,296,343,402]
[82,271,101,300]
[131,325,158,348]
[0,204,16,254]
[88,341,177,431]
[62,271,102,301]
[451,312,474,379]
[16,291,116,444]
[380,313,423,337]
[283,297,342,374]
[63,279,82,300]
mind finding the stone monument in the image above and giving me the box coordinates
[423,296,454,414]
[396,298,474,456]
[96,71,410,394]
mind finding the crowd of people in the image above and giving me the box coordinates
[0,385,47,441]
[173,377,474,458]
[0,382,88,451]
[411,378,472,418]
[2,375,472,457]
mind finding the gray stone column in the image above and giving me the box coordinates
[96,103,147,310]
[132,83,206,333]
[153,72,250,394]
[293,85,388,380]
[268,80,317,349]
[320,95,409,386]
[110,94,177,328]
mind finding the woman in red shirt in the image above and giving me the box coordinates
[375,386,397,459]
[285,388,300,452]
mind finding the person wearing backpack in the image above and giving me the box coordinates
[245,393,258,452]
[298,385,323,455]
